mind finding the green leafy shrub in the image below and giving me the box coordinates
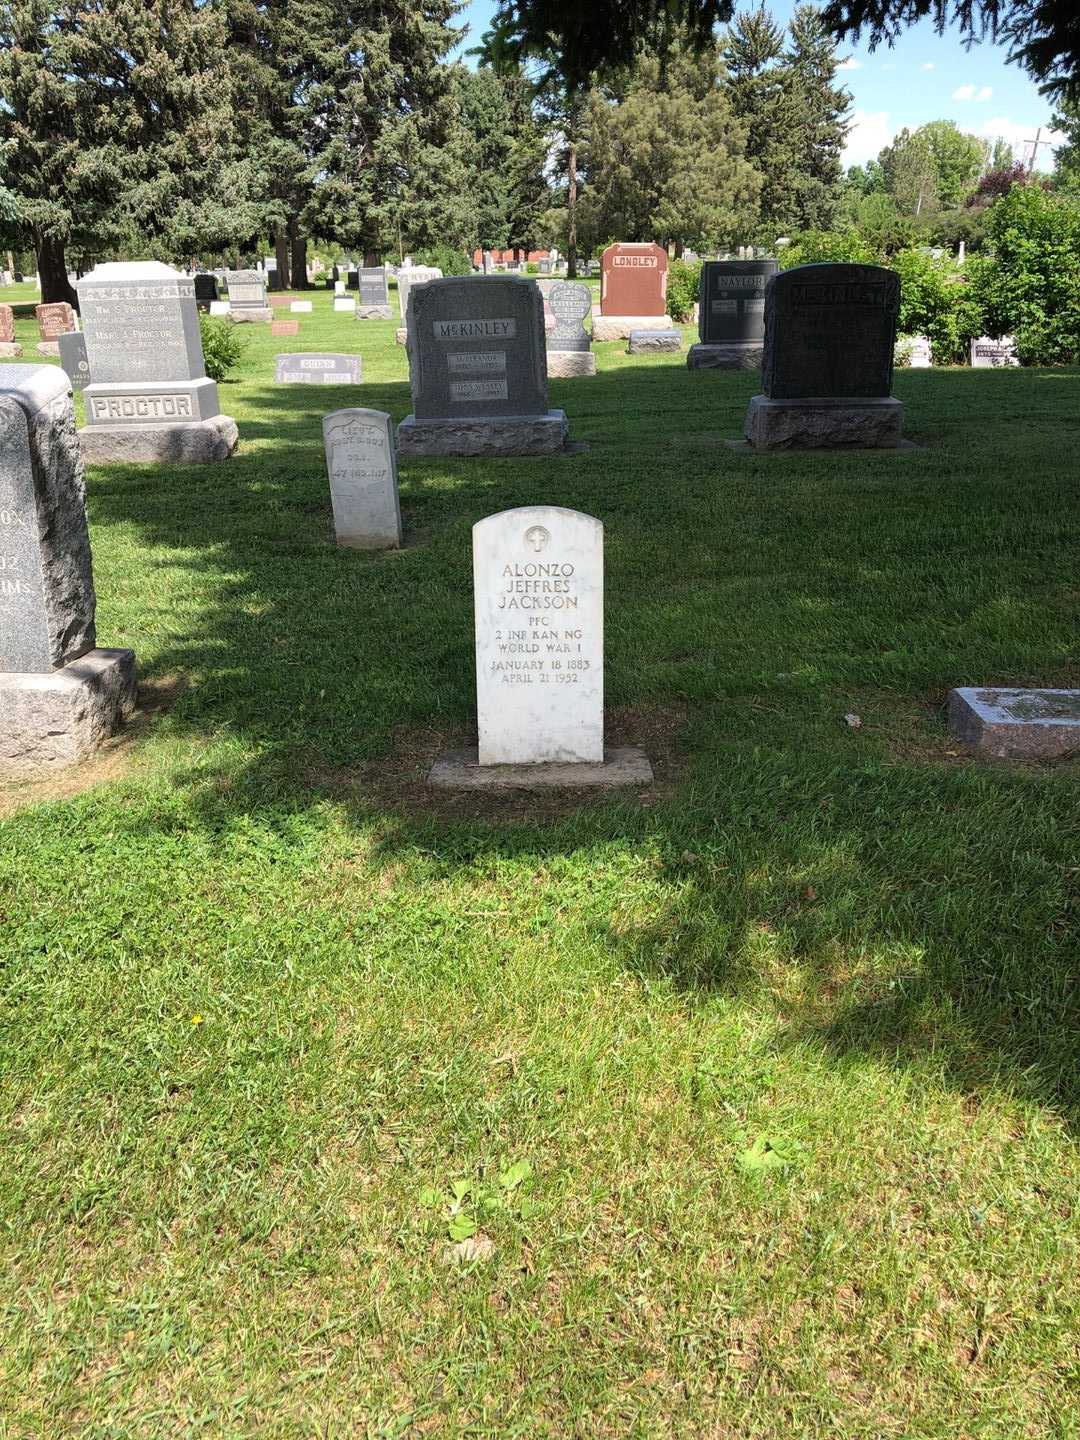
[198,314,246,382]
[415,245,471,277]
[892,248,984,366]
[667,258,700,322]
[778,230,877,268]
[968,184,1080,365]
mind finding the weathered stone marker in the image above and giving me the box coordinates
[333,296,357,314]
[290,300,313,314]
[357,267,392,319]
[35,302,75,356]
[322,408,401,549]
[274,353,362,385]
[628,328,681,354]
[688,259,776,370]
[970,336,1019,368]
[0,365,136,773]
[594,243,670,341]
[398,276,568,456]
[744,263,904,449]
[76,260,239,463]
[429,506,652,789]
[546,281,595,378]
[225,269,273,323]
[58,330,90,389]
[948,687,1080,759]
[397,265,442,323]
[0,302,21,358]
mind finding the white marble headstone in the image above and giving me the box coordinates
[333,297,357,314]
[322,409,400,549]
[473,506,603,765]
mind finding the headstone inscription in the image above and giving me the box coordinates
[225,270,273,323]
[357,267,391,319]
[744,263,905,450]
[274,352,362,385]
[397,265,442,324]
[688,259,777,370]
[594,243,670,341]
[970,336,1019,368]
[0,365,136,772]
[0,302,21,357]
[546,282,595,378]
[76,260,239,463]
[428,506,653,789]
[322,408,401,549]
[193,274,219,311]
[36,302,76,340]
[58,330,90,389]
[904,335,933,368]
[398,275,568,456]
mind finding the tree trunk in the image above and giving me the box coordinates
[567,139,578,280]
[290,216,309,288]
[274,226,291,289]
[36,233,78,309]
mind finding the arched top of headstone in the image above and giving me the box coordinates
[763,262,901,400]
[473,505,602,545]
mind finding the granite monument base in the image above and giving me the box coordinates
[0,342,23,359]
[0,648,137,776]
[744,395,904,450]
[36,341,60,357]
[687,342,762,370]
[592,315,671,342]
[79,414,239,464]
[628,329,682,354]
[229,307,274,324]
[357,305,392,320]
[948,687,1080,759]
[429,746,653,790]
[398,410,569,457]
[546,351,596,378]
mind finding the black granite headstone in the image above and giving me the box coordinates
[193,274,219,310]
[762,263,900,400]
[699,260,777,346]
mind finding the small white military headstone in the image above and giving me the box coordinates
[334,296,357,314]
[290,300,313,314]
[473,506,603,765]
[907,335,933,368]
[322,408,400,549]
[334,280,346,296]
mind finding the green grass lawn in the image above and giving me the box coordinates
[2,290,1080,1438]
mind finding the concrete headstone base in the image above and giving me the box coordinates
[395,328,408,346]
[592,315,671,342]
[948,687,1080,759]
[546,351,596,378]
[744,395,904,450]
[397,410,569,457]
[356,305,393,320]
[687,342,762,371]
[0,342,23,359]
[229,307,274,324]
[628,329,682,354]
[429,746,653,790]
[36,341,60,357]
[78,414,239,464]
[0,648,137,776]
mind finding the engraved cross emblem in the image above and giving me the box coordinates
[524,525,550,553]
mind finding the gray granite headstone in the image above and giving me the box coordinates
[406,276,548,420]
[397,266,442,323]
[322,408,400,549]
[762,263,900,400]
[359,268,389,307]
[226,269,270,316]
[949,687,1080,758]
[275,352,362,385]
[698,260,777,346]
[970,336,1019,368]
[58,330,90,390]
[0,365,95,671]
[548,282,592,352]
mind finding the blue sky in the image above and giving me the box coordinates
[453,0,1066,169]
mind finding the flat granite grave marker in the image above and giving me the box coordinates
[398,276,568,456]
[271,319,299,337]
[322,408,400,549]
[357,267,392,320]
[628,328,681,354]
[209,300,230,316]
[77,261,239,463]
[0,302,21,357]
[429,506,652,789]
[546,281,595,377]
[334,296,357,314]
[226,269,273,323]
[688,259,776,369]
[744,263,905,449]
[274,352,362,385]
[970,335,1019,368]
[0,365,136,773]
[58,330,90,389]
[594,243,670,341]
[948,687,1080,759]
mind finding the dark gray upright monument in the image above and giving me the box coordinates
[688,259,777,370]
[0,366,136,773]
[744,263,904,449]
[398,276,569,456]
[357,267,391,320]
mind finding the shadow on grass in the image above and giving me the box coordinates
[77,362,1080,1128]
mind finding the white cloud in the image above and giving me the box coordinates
[838,57,862,71]
[977,117,1066,165]
[953,84,993,101]
[921,62,935,71]
[844,109,893,167]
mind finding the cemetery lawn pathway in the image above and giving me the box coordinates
[1,295,1079,1438]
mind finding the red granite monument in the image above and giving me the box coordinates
[595,243,670,341]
